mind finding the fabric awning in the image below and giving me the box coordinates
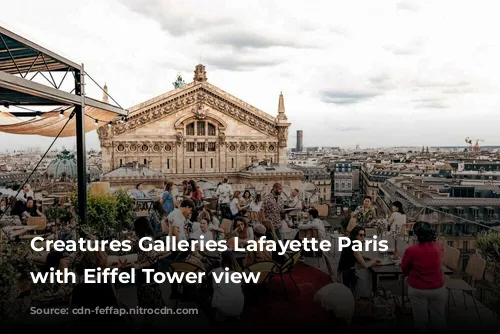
[0,106,117,137]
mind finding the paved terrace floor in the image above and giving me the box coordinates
[308,247,500,330]
[9,249,500,331]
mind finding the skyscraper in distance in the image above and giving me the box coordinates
[296,130,303,152]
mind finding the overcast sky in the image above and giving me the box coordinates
[0,0,498,151]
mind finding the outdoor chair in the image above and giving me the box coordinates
[220,219,232,234]
[243,260,278,286]
[169,261,207,310]
[443,246,460,277]
[446,254,486,320]
[274,251,302,293]
[322,253,337,283]
[314,204,329,218]
[27,216,47,231]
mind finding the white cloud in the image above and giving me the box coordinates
[0,0,499,151]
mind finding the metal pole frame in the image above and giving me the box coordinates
[74,65,87,225]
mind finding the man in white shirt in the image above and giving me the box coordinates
[166,199,194,242]
[216,178,232,204]
[297,208,327,261]
[297,208,326,241]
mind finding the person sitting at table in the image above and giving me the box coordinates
[248,193,263,220]
[198,219,214,241]
[401,221,446,331]
[132,183,147,199]
[280,211,298,240]
[245,224,273,265]
[211,250,244,323]
[388,200,406,233]
[227,217,254,248]
[241,190,252,207]
[229,191,245,219]
[16,183,34,204]
[189,221,201,239]
[297,208,326,241]
[337,226,380,299]
[22,197,43,223]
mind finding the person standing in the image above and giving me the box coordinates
[161,182,175,216]
[401,221,446,331]
[346,196,377,233]
[216,177,232,218]
[164,199,194,241]
[262,183,285,240]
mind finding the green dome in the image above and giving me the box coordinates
[46,150,77,180]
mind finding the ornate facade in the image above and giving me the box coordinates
[99,64,294,185]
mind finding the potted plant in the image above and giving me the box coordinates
[476,230,500,315]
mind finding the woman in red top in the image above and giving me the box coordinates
[401,221,446,331]
[188,180,202,222]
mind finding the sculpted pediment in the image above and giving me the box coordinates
[110,83,279,137]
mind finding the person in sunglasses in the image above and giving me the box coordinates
[337,226,380,297]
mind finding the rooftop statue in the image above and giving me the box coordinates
[173,72,186,89]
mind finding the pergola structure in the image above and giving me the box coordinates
[0,26,128,224]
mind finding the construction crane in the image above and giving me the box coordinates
[465,137,473,152]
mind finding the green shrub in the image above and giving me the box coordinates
[476,230,500,316]
[71,191,118,239]
[113,188,135,231]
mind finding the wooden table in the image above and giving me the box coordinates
[1,225,37,239]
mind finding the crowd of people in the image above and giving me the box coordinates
[1,178,331,329]
[338,196,447,330]
[1,178,450,330]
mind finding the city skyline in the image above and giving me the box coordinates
[1,0,500,150]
